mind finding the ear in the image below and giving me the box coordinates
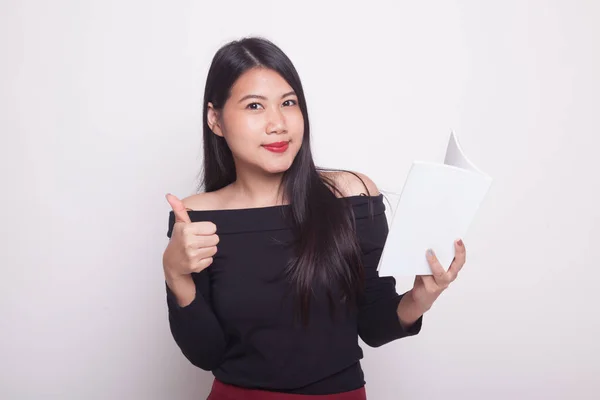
[207,102,224,137]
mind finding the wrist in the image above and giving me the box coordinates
[162,260,185,283]
[164,270,195,308]
[406,289,432,314]
[397,290,428,328]
[162,248,183,281]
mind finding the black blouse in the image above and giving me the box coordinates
[165,194,422,395]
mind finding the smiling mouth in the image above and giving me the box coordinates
[262,141,289,153]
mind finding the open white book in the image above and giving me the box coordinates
[377,132,493,276]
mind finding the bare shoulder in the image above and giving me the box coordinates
[319,170,381,198]
[181,190,225,211]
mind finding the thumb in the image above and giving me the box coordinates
[166,193,191,224]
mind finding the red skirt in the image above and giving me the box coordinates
[207,378,367,400]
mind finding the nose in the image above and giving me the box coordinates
[265,107,286,135]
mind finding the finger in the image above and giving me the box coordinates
[166,193,191,224]
[447,239,467,279]
[426,249,447,283]
[195,232,219,247]
[413,275,422,287]
[190,221,217,236]
[194,245,218,260]
[191,257,213,273]
[419,275,438,293]
[184,233,219,250]
[182,222,217,238]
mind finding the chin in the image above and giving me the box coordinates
[263,159,294,174]
[264,164,292,174]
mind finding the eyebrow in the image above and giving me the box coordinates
[237,91,296,103]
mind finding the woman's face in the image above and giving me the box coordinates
[207,67,304,176]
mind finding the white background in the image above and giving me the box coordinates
[1,1,598,399]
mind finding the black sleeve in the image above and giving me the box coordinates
[165,212,227,370]
[355,204,423,348]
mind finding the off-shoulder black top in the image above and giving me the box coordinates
[165,194,422,395]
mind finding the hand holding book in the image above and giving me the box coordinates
[378,131,492,277]
[396,238,467,327]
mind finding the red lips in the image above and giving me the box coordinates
[263,141,289,153]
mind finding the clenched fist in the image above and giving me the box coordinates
[163,193,219,279]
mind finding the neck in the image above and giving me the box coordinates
[230,166,287,208]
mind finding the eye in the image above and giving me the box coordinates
[283,99,297,107]
[246,102,263,110]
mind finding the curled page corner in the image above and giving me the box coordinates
[377,131,493,276]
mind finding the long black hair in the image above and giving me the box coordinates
[199,36,375,326]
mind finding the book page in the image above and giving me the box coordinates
[377,133,492,276]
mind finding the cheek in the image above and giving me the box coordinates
[236,114,265,133]
[288,111,305,139]
[222,113,261,147]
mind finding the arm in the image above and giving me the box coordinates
[165,268,196,307]
[164,213,227,370]
[396,289,427,330]
[355,206,423,347]
[335,171,423,347]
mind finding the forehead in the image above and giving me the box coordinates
[230,68,292,96]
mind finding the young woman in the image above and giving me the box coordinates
[162,37,466,399]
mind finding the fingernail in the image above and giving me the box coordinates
[457,239,463,247]
[427,249,434,257]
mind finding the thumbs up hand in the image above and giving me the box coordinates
[163,193,219,279]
